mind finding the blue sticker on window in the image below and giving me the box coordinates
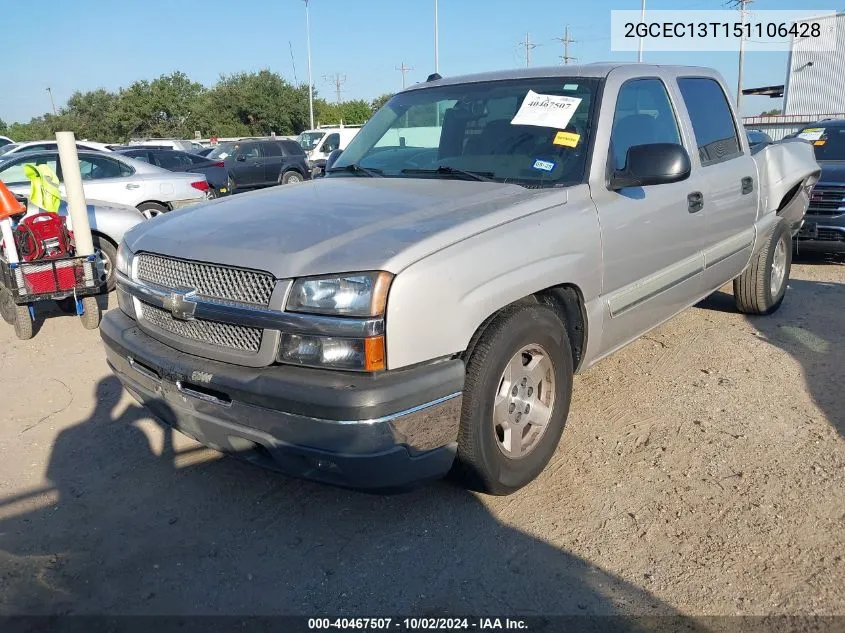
[532,159,556,172]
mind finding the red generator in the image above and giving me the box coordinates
[14,213,78,294]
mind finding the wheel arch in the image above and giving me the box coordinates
[136,200,172,211]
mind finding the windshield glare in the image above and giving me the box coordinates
[298,132,324,150]
[800,126,845,161]
[207,143,235,160]
[331,77,599,186]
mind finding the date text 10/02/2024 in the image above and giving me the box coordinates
[307,618,529,630]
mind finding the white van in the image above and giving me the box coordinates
[296,125,363,171]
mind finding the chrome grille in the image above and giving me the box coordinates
[136,253,275,306]
[808,185,845,217]
[139,302,262,352]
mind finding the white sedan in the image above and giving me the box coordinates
[0,148,210,218]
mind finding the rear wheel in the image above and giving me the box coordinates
[79,296,101,330]
[13,303,33,340]
[137,202,169,219]
[1,287,16,325]
[453,304,573,495]
[281,170,304,185]
[734,220,792,315]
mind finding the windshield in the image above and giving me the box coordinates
[331,77,600,187]
[298,132,324,150]
[0,143,19,156]
[207,143,236,160]
[798,126,845,161]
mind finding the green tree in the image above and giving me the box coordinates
[371,93,394,111]
[0,118,7,134]
[114,72,205,140]
[63,88,121,141]
[759,108,782,116]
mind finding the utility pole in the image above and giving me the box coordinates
[304,0,314,130]
[520,32,538,68]
[434,0,440,73]
[638,0,646,62]
[553,26,577,65]
[730,0,752,111]
[46,87,57,116]
[396,62,414,89]
[323,73,347,103]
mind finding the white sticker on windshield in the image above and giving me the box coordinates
[798,128,825,141]
[217,152,229,159]
[511,90,582,130]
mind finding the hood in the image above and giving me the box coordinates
[817,161,845,185]
[126,177,558,278]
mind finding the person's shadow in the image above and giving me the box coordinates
[698,254,845,439]
[0,376,706,630]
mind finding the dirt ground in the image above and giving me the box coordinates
[0,254,843,619]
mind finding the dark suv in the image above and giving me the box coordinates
[793,120,845,252]
[206,139,311,192]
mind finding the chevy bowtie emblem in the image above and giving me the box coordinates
[163,288,198,321]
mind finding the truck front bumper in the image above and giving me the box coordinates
[100,310,464,491]
[795,215,845,252]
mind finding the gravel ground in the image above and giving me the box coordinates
[0,255,843,619]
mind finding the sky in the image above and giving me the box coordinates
[1,0,834,126]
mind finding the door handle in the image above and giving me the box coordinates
[687,191,704,213]
[126,183,140,189]
[741,176,753,195]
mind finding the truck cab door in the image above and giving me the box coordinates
[674,77,758,293]
[590,77,709,358]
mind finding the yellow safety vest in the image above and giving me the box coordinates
[23,163,61,213]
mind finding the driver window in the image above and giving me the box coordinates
[611,79,681,170]
[237,143,261,159]
[322,134,340,153]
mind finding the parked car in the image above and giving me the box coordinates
[746,129,773,149]
[3,190,144,291]
[791,120,845,252]
[101,63,819,495]
[206,139,310,191]
[0,143,19,156]
[0,149,209,219]
[115,148,234,198]
[128,138,204,152]
[194,147,215,157]
[0,136,13,148]
[297,126,362,174]
[0,139,114,156]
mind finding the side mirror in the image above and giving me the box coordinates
[236,154,246,162]
[610,143,691,190]
[325,149,343,171]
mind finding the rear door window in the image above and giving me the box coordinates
[262,142,282,157]
[677,77,742,165]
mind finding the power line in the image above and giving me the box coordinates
[396,62,414,89]
[323,73,347,103]
[519,32,539,68]
[553,26,578,65]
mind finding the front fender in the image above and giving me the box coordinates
[385,185,602,369]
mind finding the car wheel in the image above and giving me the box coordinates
[13,303,33,340]
[734,220,792,315]
[281,170,304,185]
[453,304,573,495]
[137,202,169,219]
[92,234,117,292]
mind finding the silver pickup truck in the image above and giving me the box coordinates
[101,64,819,495]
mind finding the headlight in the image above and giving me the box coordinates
[286,271,393,317]
[278,334,385,371]
[116,241,134,277]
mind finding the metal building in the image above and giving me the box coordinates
[783,12,845,115]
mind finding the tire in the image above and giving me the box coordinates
[734,220,792,315]
[281,170,304,185]
[92,234,117,292]
[79,295,101,330]
[137,202,169,219]
[453,304,574,495]
[13,303,33,340]
[0,287,15,325]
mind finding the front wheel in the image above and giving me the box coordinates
[734,220,792,315]
[137,202,169,220]
[79,296,101,330]
[453,304,574,495]
[280,170,304,185]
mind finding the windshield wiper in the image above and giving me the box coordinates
[326,163,383,177]
[401,166,497,182]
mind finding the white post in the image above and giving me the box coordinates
[305,0,315,130]
[434,0,440,73]
[736,1,747,110]
[56,132,94,257]
[637,0,645,62]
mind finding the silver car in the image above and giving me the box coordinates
[0,149,210,219]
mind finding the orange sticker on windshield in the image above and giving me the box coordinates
[814,140,826,146]
[553,131,580,147]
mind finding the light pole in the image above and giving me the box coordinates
[637,0,645,62]
[46,87,57,116]
[434,0,440,73]
[304,0,314,130]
